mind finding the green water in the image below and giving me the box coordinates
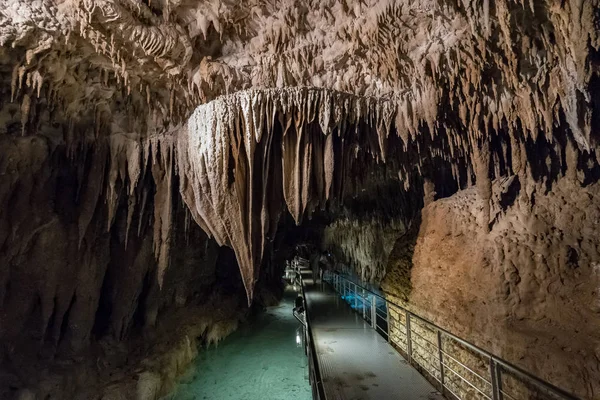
[170,286,312,400]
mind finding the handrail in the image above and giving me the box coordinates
[298,268,327,400]
[325,271,579,400]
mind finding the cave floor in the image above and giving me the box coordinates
[167,286,311,400]
[302,271,444,400]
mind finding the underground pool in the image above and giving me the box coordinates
[167,286,311,400]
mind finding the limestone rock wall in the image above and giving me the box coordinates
[0,134,248,399]
[2,0,600,305]
[401,176,600,399]
[322,217,405,283]
[320,157,600,399]
[1,0,600,398]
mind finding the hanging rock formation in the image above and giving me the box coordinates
[1,0,600,398]
[2,0,599,300]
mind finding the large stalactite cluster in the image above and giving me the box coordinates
[177,89,402,301]
[1,0,600,397]
[2,1,599,302]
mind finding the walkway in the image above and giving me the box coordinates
[300,269,444,400]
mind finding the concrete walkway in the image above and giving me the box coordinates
[301,269,444,400]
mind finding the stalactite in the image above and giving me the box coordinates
[474,141,492,232]
[20,94,31,136]
[150,138,174,287]
[173,87,472,302]
[2,0,599,307]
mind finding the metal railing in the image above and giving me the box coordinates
[324,271,579,400]
[296,265,326,400]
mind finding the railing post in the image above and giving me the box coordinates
[437,330,444,391]
[346,280,349,300]
[362,288,366,319]
[345,279,348,300]
[354,283,358,310]
[406,311,412,364]
[490,358,503,400]
[385,300,390,342]
[371,295,377,329]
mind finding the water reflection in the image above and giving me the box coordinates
[169,286,311,400]
[296,327,302,347]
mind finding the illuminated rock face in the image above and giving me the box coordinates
[2,0,599,300]
[1,0,600,398]
[414,178,600,398]
[375,176,600,399]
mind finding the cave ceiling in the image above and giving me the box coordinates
[1,0,599,301]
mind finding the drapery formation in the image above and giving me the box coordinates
[176,89,398,301]
[2,0,599,303]
[2,1,600,398]
[3,84,597,305]
[151,85,597,303]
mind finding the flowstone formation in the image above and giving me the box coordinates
[1,0,600,398]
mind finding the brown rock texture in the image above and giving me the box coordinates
[1,0,600,398]
[2,0,599,301]
[405,175,600,399]
[322,217,406,282]
[328,172,600,399]
[0,133,250,398]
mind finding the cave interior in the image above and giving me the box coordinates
[1,0,600,399]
